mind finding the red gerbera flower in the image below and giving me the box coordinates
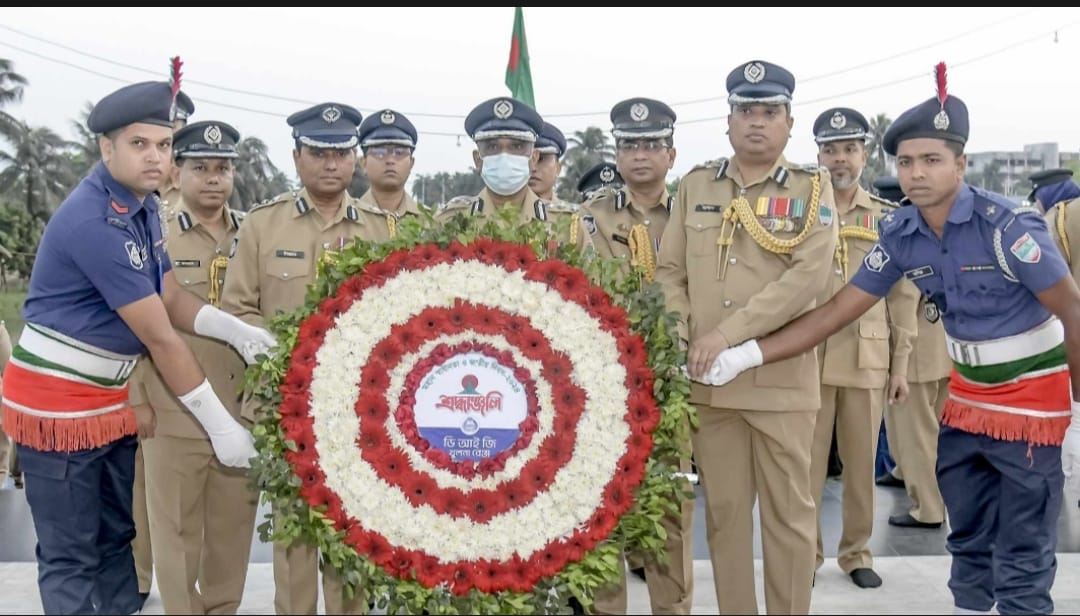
[518,328,547,355]
[414,243,445,267]
[447,300,470,329]
[298,312,334,343]
[414,555,444,589]
[543,433,576,467]
[283,363,314,393]
[290,339,320,368]
[616,333,648,365]
[587,508,617,542]
[553,266,588,300]
[368,533,394,568]
[469,490,499,524]
[357,421,386,451]
[508,555,540,593]
[470,237,497,261]
[507,244,537,270]
[626,396,660,433]
[501,480,530,510]
[449,562,476,596]
[528,545,563,579]
[625,366,655,393]
[299,482,334,509]
[400,473,438,508]
[563,535,589,563]
[354,391,390,423]
[360,364,390,392]
[346,525,374,555]
[291,455,323,488]
[446,240,470,261]
[523,458,557,491]
[414,308,450,336]
[627,431,654,457]
[285,416,317,455]
[603,481,630,512]
[278,393,309,418]
[585,285,613,309]
[542,353,572,382]
[318,295,349,319]
[434,486,467,518]
[336,275,365,301]
[473,559,502,594]
[391,547,420,578]
[280,415,314,441]
[372,336,406,365]
[323,492,346,526]
[361,259,399,288]
[524,259,564,285]
[554,383,584,414]
[378,447,409,481]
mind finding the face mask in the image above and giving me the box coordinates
[481,153,531,196]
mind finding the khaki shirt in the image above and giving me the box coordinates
[129,203,247,438]
[817,187,918,389]
[656,156,838,412]
[1046,197,1080,281]
[221,188,394,421]
[576,187,672,261]
[158,178,181,219]
[904,291,951,383]
[357,188,426,221]
[434,186,577,226]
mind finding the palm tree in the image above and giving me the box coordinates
[558,127,615,200]
[862,113,892,190]
[231,136,291,210]
[0,120,77,220]
[68,101,101,179]
[0,58,28,131]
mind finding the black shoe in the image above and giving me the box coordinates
[875,473,905,488]
[888,513,942,529]
[849,568,882,588]
[137,592,149,609]
[567,596,586,615]
[629,566,647,582]
[13,475,23,489]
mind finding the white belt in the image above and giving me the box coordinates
[946,317,1064,367]
[19,324,140,382]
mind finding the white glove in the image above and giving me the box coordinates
[194,304,277,365]
[1062,402,1080,494]
[703,340,763,386]
[178,379,256,468]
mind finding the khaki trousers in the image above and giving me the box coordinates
[693,407,817,615]
[133,441,153,594]
[142,435,259,614]
[273,528,367,615]
[810,386,882,572]
[884,378,947,524]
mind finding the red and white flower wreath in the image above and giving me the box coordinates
[277,239,660,595]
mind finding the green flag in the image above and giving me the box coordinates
[504,6,535,108]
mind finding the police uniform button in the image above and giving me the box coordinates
[183,279,190,284]
[840,220,847,226]
[282,273,289,279]
[696,223,703,229]
[729,257,737,265]
[736,223,743,230]
[644,219,651,226]
[835,268,843,275]
[323,242,331,249]
[723,300,733,307]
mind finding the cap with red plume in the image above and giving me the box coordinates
[169,56,189,123]
[880,61,968,156]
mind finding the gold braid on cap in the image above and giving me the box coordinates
[1057,203,1071,265]
[836,226,879,282]
[207,255,229,307]
[628,223,656,282]
[715,172,822,279]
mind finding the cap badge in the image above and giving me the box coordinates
[321,106,342,124]
[380,110,395,125]
[493,99,514,120]
[829,112,847,130]
[630,102,650,122]
[203,124,222,145]
[599,167,616,183]
[933,109,950,131]
[744,61,766,84]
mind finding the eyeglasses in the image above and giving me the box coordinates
[616,140,670,153]
[365,146,413,160]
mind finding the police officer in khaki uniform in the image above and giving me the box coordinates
[581,98,692,616]
[357,109,425,224]
[221,103,389,616]
[157,96,196,215]
[529,121,577,214]
[576,161,623,203]
[808,109,919,588]
[436,97,576,225]
[655,60,837,615]
[1037,168,1080,281]
[128,120,258,615]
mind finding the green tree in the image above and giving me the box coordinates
[231,136,292,210]
[410,170,485,207]
[558,127,615,201]
[0,120,76,220]
[0,58,28,130]
[68,101,101,179]
[0,205,43,282]
[862,113,892,189]
[969,159,1005,194]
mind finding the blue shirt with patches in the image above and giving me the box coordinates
[850,184,1067,342]
[23,163,172,355]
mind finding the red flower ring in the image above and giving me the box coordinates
[279,240,662,594]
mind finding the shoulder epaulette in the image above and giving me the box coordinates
[689,157,729,180]
[248,191,295,214]
[439,195,474,212]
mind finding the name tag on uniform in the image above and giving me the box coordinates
[904,265,934,280]
[276,249,305,259]
[174,259,201,267]
[959,264,996,273]
[612,234,629,246]
[695,204,723,213]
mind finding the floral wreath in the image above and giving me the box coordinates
[247,211,695,615]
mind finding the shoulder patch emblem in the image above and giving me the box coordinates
[125,240,144,270]
[819,204,834,227]
[1010,232,1042,263]
[863,244,890,272]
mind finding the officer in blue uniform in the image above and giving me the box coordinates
[1027,167,1080,213]
[704,74,1080,615]
[2,81,275,615]
[576,161,623,202]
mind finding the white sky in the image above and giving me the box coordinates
[2,6,1079,195]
